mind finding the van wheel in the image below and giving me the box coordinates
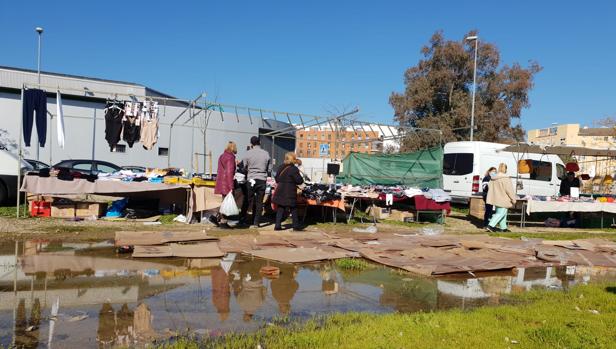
[0,181,7,205]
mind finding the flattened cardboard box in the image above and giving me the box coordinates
[132,242,224,258]
[115,231,218,246]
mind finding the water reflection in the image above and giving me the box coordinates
[1,239,616,348]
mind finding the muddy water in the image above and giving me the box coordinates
[1,240,616,348]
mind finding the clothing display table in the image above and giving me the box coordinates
[525,199,616,215]
[21,176,213,220]
[297,197,346,224]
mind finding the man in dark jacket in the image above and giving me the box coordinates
[560,171,581,196]
[272,152,304,231]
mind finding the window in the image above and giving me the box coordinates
[114,144,126,153]
[556,163,566,180]
[307,143,312,149]
[97,163,118,173]
[443,153,474,176]
[529,160,552,182]
[158,147,169,156]
[299,133,304,138]
[328,134,331,140]
[74,163,93,172]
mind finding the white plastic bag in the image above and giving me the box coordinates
[220,192,239,216]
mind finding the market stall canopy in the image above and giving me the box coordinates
[337,146,443,187]
[501,143,616,157]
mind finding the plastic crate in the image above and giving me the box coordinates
[30,201,51,217]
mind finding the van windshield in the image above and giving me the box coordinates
[443,153,473,176]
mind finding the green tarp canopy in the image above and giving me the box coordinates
[337,147,443,188]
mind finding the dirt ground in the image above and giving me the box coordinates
[1,211,614,243]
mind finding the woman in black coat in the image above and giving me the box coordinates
[273,152,304,231]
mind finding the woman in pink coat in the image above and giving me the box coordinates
[214,142,237,228]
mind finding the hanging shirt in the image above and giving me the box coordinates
[56,91,65,148]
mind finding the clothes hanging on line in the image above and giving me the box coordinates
[56,91,65,148]
[122,115,141,148]
[140,118,159,150]
[105,99,159,151]
[104,100,125,151]
[22,89,47,147]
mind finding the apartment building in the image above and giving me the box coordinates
[295,127,382,159]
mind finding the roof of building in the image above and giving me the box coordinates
[0,65,184,102]
[578,127,616,137]
[0,65,143,87]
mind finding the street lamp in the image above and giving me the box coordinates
[35,27,43,85]
[35,27,43,160]
[466,35,478,141]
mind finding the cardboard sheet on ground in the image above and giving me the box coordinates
[249,247,350,263]
[132,242,224,258]
[115,231,218,246]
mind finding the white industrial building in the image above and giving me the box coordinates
[0,66,297,175]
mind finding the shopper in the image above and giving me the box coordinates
[486,163,516,233]
[239,136,271,228]
[273,152,304,231]
[214,141,237,228]
[560,171,581,196]
[482,166,497,227]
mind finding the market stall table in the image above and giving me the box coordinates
[523,198,616,228]
[20,175,211,220]
[298,197,346,224]
[411,195,451,224]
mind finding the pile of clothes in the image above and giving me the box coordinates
[302,183,342,203]
[338,184,452,203]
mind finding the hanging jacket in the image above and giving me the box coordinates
[214,150,236,195]
[273,164,304,207]
[486,173,516,208]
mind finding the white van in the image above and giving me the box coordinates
[0,150,33,204]
[443,141,565,204]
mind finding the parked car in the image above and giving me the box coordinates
[121,165,147,173]
[53,159,121,175]
[443,141,565,204]
[0,150,34,204]
[25,159,50,171]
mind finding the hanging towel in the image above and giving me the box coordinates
[56,91,65,148]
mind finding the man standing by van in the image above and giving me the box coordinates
[239,136,271,228]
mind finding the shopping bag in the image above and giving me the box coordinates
[220,192,239,216]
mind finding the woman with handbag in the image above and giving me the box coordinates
[273,152,304,231]
[213,141,237,228]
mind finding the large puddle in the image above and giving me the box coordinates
[1,239,616,348]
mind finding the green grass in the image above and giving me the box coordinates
[0,204,30,218]
[159,214,177,225]
[489,231,616,241]
[157,282,616,349]
[450,204,470,215]
[334,258,372,271]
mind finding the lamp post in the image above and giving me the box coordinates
[466,35,478,141]
[35,27,43,160]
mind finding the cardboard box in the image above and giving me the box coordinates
[366,205,389,220]
[389,209,415,222]
[469,196,485,220]
[51,203,107,218]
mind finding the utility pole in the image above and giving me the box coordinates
[466,35,479,141]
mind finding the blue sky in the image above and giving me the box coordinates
[1,1,615,131]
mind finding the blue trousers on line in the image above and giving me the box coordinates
[488,207,508,230]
